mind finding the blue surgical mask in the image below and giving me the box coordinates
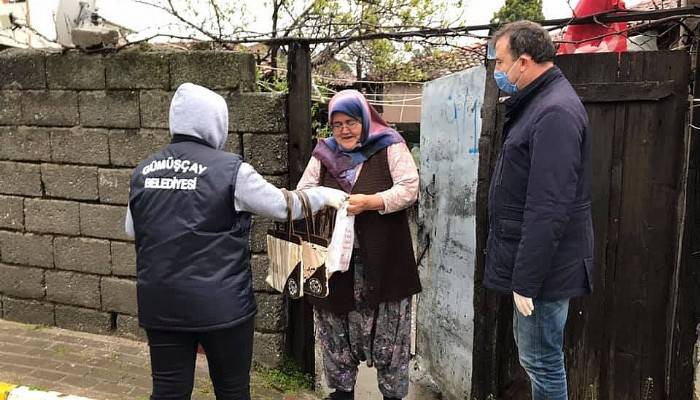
[493,60,521,94]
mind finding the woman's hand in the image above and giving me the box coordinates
[347,194,385,215]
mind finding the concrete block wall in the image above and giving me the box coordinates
[0,48,288,368]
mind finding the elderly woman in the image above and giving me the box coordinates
[297,90,421,400]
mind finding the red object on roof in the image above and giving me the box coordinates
[558,0,628,54]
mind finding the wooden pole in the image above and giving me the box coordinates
[286,41,315,372]
[287,41,313,188]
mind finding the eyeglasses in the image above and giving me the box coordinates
[331,119,360,131]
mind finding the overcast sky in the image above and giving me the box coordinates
[26,0,644,42]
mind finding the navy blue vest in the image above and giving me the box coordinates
[129,136,255,331]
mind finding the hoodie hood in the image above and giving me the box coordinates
[169,83,229,150]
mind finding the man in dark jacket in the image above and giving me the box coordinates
[484,21,593,400]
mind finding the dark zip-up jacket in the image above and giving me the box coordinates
[485,66,594,300]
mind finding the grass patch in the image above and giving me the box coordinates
[255,359,314,393]
[52,345,67,356]
[24,384,50,392]
[22,324,47,331]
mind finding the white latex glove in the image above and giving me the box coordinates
[513,291,534,317]
[302,186,348,211]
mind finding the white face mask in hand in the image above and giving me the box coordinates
[326,201,354,274]
[514,291,534,317]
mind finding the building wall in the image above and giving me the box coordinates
[376,83,423,124]
[0,48,289,368]
[416,66,485,399]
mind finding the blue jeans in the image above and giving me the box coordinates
[513,298,570,400]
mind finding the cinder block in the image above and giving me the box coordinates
[0,231,53,268]
[249,216,273,253]
[251,255,275,293]
[25,199,80,236]
[0,195,23,230]
[0,161,42,196]
[106,52,169,89]
[262,174,288,189]
[0,90,21,125]
[71,26,119,50]
[41,164,99,201]
[0,264,45,299]
[79,91,140,128]
[116,314,146,341]
[54,237,111,275]
[255,292,286,332]
[50,127,110,165]
[111,241,136,277]
[101,277,137,315]
[0,126,51,161]
[21,91,79,126]
[109,129,169,167]
[98,169,132,205]
[0,49,46,89]
[243,134,288,175]
[79,203,131,240]
[55,304,111,334]
[228,93,287,133]
[46,53,105,89]
[2,297,54,326]
[170,51,255,90]
[45,270,101,308]
[253,332,285,369]
[140,90,172,129]
[225,133,242,155]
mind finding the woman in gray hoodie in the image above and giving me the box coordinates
[125,83,345,399]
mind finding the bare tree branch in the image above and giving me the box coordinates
[283,1,320,37]
[209,0,224,39]
[270,0,285,70]
[115,32,207,51]
[7,19,65,50]
[132,0,219,40]
[115,1,700,75]
[260,13,695,45]
[311,27,359,66]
